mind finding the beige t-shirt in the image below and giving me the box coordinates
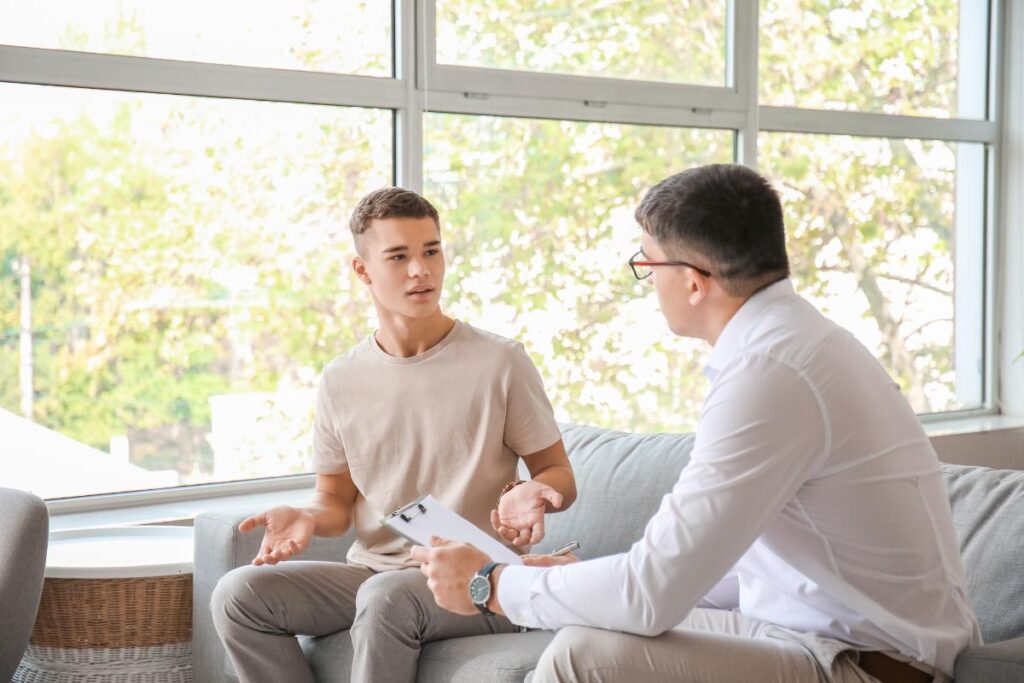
[312,320,562,571]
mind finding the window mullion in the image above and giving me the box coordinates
[0,44,406,109]
[422,90,744,129]
[396,0,423,191]
[732,0,759,168]
[760,106,998,144]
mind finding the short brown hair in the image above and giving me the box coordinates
[349,187,440,251]
[636,164,789,298]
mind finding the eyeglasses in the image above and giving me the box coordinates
[628,250,713,280]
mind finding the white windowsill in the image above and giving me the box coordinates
[48,483,317,532]
[47,414,1024,532]
[923,414,1024,436]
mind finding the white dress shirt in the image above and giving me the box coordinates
[498,280,981,678]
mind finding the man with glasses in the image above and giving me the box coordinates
[413,164,981,682]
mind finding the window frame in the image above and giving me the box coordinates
[420,0,1001,421]
[0,0,1008,511]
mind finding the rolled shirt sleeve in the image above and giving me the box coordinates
[498,354,829,633]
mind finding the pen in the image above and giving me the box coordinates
[547,540,580,557]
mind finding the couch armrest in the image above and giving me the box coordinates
[0,488,48,683]
[955,636,1024,683]
[191,508,355,683]
[192,509,258,683]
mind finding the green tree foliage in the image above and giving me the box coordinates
[427,115,732,432]
[761,0,960,117]
[0,89,389,480]
[436,0,726,85]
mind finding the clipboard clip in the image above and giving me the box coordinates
[390,500,428,523]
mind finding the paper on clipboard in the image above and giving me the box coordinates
[382,494,523,565]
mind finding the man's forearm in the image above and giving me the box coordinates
[532,465,577,511]
[306,491,354,536]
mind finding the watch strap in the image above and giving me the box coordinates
[497,479,526,506]
[472,561,501,616]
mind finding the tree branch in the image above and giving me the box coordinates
[904,317,953,342]
[815,265,951,296]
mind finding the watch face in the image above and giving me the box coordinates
[469,575,491,604]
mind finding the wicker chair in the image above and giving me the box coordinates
[0,488,48,682]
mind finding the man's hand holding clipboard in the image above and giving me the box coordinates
[391,493,580,617]
[411,535,581,616]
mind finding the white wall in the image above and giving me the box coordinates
[930,426,1024,469]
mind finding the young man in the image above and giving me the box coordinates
[211,187,576,683]
[414,165,982,683]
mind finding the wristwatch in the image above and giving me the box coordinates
[469,562,501,616]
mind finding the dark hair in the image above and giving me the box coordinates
[349,187,440,249]
[635,164,790,297]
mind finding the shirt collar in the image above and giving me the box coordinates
[705,279,795,380]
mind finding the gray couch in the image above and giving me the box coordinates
[194,423,1024,682]
[1,487,49,682]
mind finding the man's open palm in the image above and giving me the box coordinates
[491,481,563,546]
[239,505,316,565]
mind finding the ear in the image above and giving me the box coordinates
[687,271,710,306]
[352,255,372,285]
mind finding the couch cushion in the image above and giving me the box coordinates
[942,464,1024,643]
[954,637,1024,683]
[528,423,694,558]
[295,629,553,683]
[299,631,353,682]
[418,631,555,683]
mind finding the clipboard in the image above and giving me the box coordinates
[381,494,523,565]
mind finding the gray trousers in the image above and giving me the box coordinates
[531,608,883,683]
[210,561,517,683]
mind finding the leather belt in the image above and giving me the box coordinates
[857,651,932,683]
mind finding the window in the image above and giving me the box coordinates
[0,85,390,498]
[760,0,989,118]
[760,134,985,413]
[0,0,392,76]
[0,1,1002,502]
[435,1,728,86]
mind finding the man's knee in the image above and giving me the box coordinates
[351,570,435,643]
[353,570,425,625]
[211,565,280,633]
[534,626,594,682]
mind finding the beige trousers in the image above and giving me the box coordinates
[211,562,518,683]
[530,608,882,683]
